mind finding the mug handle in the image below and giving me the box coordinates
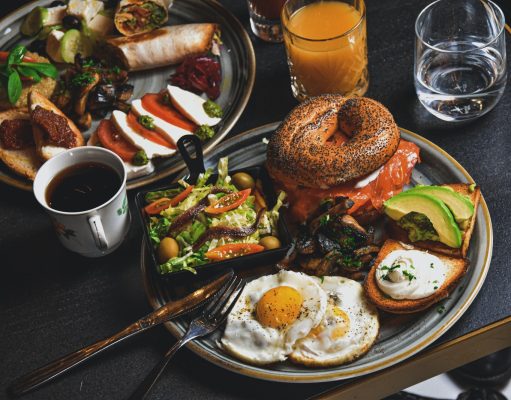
[88,215,108,251]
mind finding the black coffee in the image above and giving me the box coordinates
[46,162,121,212]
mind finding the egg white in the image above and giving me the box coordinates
[290,277,379,367]
[221,270,327,365]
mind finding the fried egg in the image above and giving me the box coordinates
[221,270,327,365]
[289,277,379,367]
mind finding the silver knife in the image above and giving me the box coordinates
[8,270,234,396]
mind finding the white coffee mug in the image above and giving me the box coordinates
[33,147,130,257]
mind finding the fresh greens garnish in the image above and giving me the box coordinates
[0,45,57,104]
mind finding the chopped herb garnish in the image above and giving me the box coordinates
[437,305,446,314]
[319,214,330,226]
[320,276,325,284]
[380,263,401,281]
[138,115,155,130]
[433,286,438,290]
[111,65,121,74]
[71,72,95,87]
[402,270,416,282]
[430,263,434,269]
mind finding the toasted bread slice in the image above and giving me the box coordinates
[0,109,41,180]
[364,239,469,314]
[386,183,481,258]
[28,90,84,161]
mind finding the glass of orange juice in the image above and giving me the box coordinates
[281,0,368,101]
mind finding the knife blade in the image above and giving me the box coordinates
[8,269,234,397]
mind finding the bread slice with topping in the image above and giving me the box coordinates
[363,239,469,314]
[0,109,41,180]
[386,183,481,259]
[28,90,84,161]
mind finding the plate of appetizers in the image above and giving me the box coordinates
[140,97,492,382]
[0,0,255,190]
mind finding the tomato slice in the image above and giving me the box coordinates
[96,119,139,162]
[126,112,175,148]
[141,93,197,132]
[169,185,194,206]
[0,52,36,63]
[205,243,265,260]
[145,198,172,215]
[204,189,251,214]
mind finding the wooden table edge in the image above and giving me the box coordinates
[310,316,511,400]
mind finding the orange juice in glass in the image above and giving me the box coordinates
[281,0,368,100]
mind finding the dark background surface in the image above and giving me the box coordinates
[1,0,510,399]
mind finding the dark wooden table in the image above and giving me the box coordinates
[1,1,511,399]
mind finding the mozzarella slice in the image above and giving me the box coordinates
[167,85,221,126]
[111,110,175,158]
[125,161,155,180]
[131,100,190,145]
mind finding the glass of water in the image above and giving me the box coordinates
[414,0,506,122]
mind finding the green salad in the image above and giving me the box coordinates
[144,158,286,274]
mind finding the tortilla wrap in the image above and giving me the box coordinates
[115,0,173,36]
[106,24,218,71]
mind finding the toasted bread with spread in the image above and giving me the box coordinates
[0,109,41,180]
[28,90,83,161]
[364,239,469,314]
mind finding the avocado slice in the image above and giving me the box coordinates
[384,192,462,248]
[405,185,474,229]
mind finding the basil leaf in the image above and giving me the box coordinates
[17,65,41,83]
[8,45,26,66]
[20,62,58,79]
[7,70,22,104]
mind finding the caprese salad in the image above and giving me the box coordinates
[89,84,223,179]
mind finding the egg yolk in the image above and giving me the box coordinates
[256,286,303,328]
[331,307,350,339]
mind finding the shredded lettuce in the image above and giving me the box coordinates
[145,157,286,275]
[159,245,209,274]
[196,168,213,187]
[216,157,229,186]
[148,217,170,245]
[268,191,287,236]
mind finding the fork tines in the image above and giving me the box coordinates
[203,275,245,322]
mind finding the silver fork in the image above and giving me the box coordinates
[127,275,245,400]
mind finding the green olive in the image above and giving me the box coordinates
[259,236,281,250]
[158,237,180,263]
[232,172,255,190]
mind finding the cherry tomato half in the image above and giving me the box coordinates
[144,197,172,215]
[205,243,265,260]
[204,189,251,214]
[144,185,195,215]
[169,185,194,207]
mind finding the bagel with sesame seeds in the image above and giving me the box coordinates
[266,94,400,189]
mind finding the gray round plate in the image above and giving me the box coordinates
[141,122,493,383]
[0,0,255,191]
